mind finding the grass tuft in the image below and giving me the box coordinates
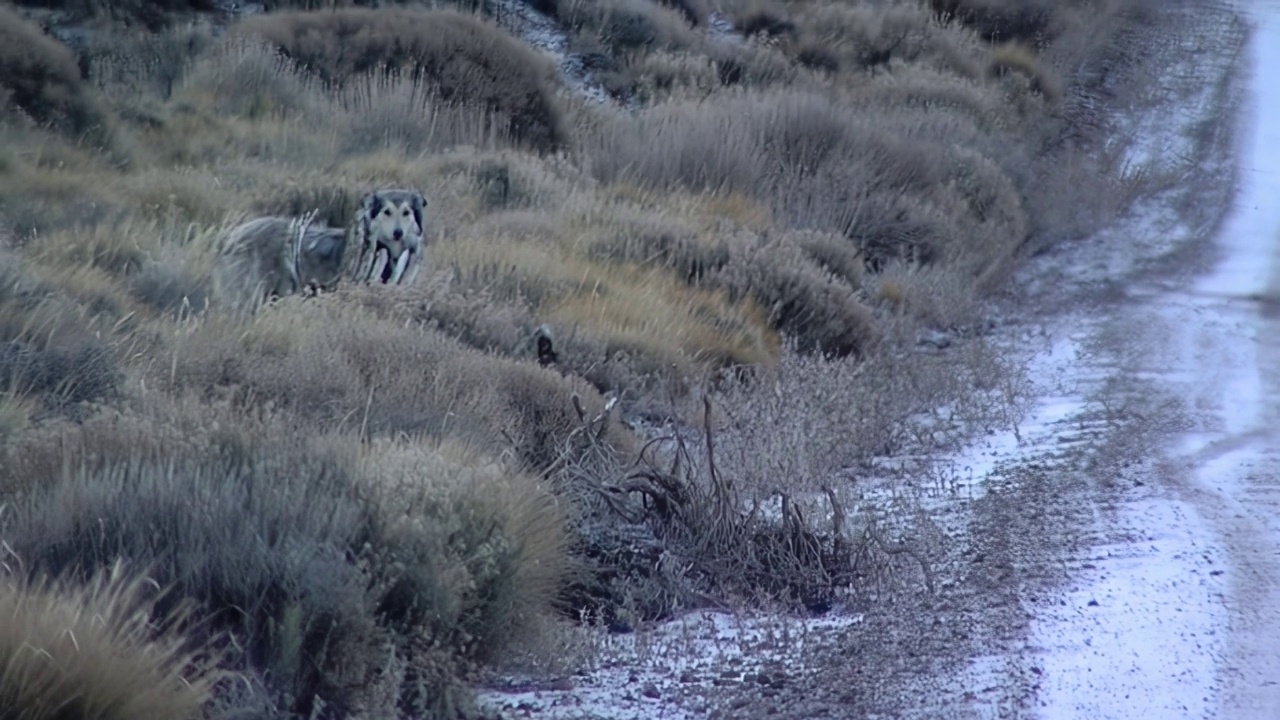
[0,560,218,720]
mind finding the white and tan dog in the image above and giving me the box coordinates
[348,188,427,287]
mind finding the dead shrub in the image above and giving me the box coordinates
[235,8,566,151]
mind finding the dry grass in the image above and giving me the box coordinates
[0,561,218,720]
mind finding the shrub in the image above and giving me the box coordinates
[724,0,795,38]
[0,261,123,411]
[987,42,1062,103]
[0,8,110,140]
[166,295,630,469]
[707,232,877,357]
[0,561,218,720]
[128,260,209,314]
[174,37,317,120]
[659,0,709,26]
[10,0,217,30]
[554,0,700,53]
[581,89,1025,275]
[930,0,1053,44]
[2,419,377,717]
[0,339,120,408]
[235,8,566,151]
[1,403,570,717]
[361,440,568,661]
[85,22,214,102]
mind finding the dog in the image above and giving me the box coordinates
[347,188,427,287]
[212,211,347,314]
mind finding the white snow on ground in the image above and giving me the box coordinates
[477,611,862,719]
[1031,2,1280,718]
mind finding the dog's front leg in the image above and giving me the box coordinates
[399,249,422,287]
[389,248,412,285]
[368,248,389,285]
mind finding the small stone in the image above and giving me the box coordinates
[680,671,698,683]
[549,678,574,691]
[756,673,772,685]
[918,329,952,350]
[642,682,661,699]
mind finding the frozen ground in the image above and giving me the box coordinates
[477,1,1278,717]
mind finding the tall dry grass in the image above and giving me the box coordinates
[0,561,219,720]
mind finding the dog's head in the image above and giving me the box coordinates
[297,225,348,292]
[361,189,426,258]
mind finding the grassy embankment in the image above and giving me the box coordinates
[0,0,1159,716]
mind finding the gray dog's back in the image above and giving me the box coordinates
[213,215,347,314]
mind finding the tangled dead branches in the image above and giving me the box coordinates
[554,392,936,621]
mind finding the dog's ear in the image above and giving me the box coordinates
[410,192,426,232]
[363,191,384,221]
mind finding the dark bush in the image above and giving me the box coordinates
[0,7,109,138]
[659,0,709,26]
[10,0,217,30]
[733,2,795,38]
[0,340,120,407]
[930,0,1052,44]
[2,425,381,718]
[235,8,566,151]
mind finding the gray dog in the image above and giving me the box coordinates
[213,210,347,314]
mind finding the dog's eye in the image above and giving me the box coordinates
[402,209,410,217]
[383,208,392,216]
